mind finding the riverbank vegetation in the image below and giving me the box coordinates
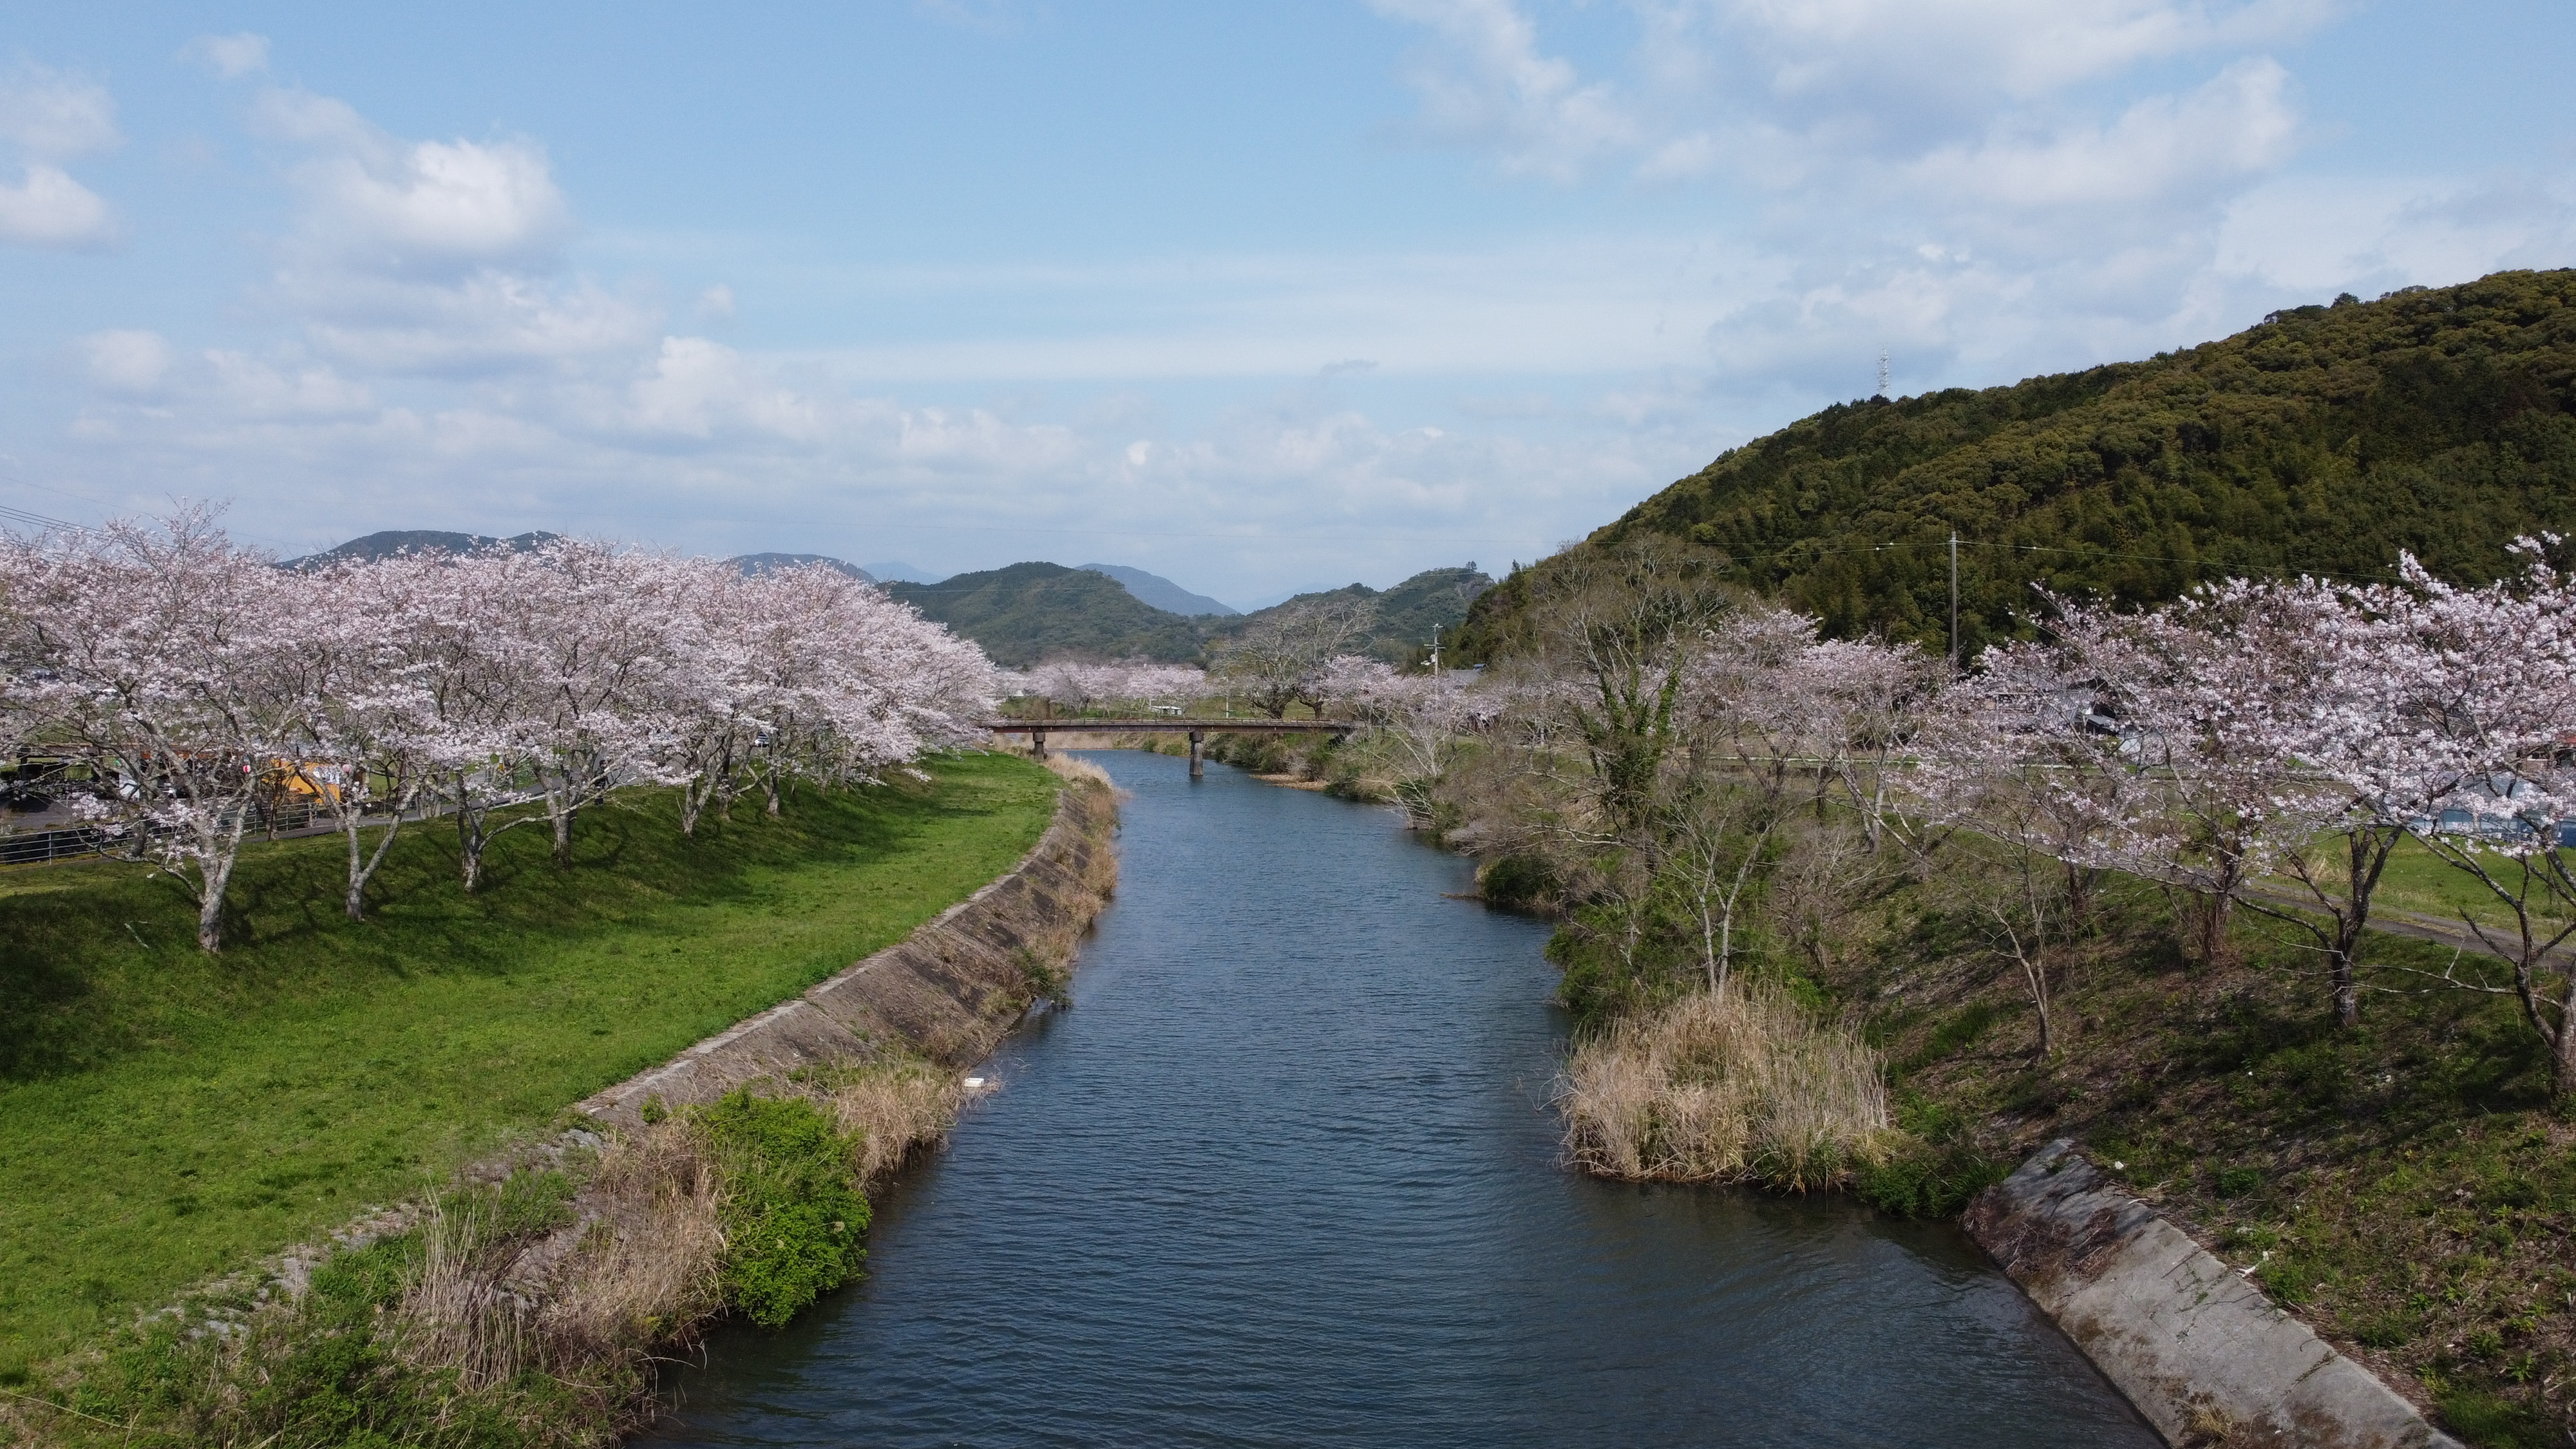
[1559,980,1888,1188]
[25,1051,972,1449]
[0,753,1057,1385]
[1234,506,2576,1441]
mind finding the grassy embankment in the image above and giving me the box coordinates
[0,752,1058,1381]
[1826,849,2576,1448]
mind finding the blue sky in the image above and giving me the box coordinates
[1,1,2570,608]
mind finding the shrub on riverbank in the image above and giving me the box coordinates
[14,1056,985,1449]
[696,1092,870,1328]
[1560,980,1891,1189]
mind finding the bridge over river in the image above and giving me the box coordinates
[986,717,1358,775]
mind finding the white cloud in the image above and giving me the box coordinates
[0,63,120,248]
[1370,0,1638,180]
[1911,57,2298,209]
[1375,0,2323,198]
[80,330,173,393]
[233,86,635,379]
[1701,0,2331,106]
[182,33,272,80]
[2214,174,2576,295]
[0,64,120,159]
[693,283,737,321]
[254,89,571,274]
[292,270,659,376]
[203,352,376,417]
[0,164,115,248]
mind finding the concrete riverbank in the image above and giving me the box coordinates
[581,770,1119,1128]
[1967,1140,2459,1449]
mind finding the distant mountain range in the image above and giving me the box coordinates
[1073,563,1239,617]
[732,552,873,580]
[283,529,561,568]
[860,560,939,583]
[290,529,1484,667]
[886,563,1207,667]
[895,562,1492,667]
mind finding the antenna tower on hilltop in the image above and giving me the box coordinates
[1875,350,1890,399]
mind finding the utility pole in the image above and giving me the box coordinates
[1428,625,1441,676]
[1948,530,1960,673]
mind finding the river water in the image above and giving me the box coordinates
[645,751,2155,1448]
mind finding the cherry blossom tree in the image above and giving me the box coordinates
[293,553,451,918]
[0,509,1001,933]
[1215,598,1377,718]
[1906,641,2148,1056]
[0,507,307,951]
[2335,545,2576,1093]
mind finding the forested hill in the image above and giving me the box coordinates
[884,563,1207,667]
[1212,565,1493,664]
[1469,268,2576,658]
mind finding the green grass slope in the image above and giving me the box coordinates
[887,562,1206,666]
[1461,269,2576,658]
[0,753,1057,1374]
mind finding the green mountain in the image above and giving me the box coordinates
[1461,269,2576,660]
[885,562,1204,667]
[1211,566,1494,664]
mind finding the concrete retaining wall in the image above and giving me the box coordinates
[1965,1139,2458,1449]
[578,778,1119,1130]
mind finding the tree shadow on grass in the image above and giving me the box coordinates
[0,761,1046,1086]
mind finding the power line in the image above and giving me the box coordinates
[1701,534,2414,586]
[0,503,88,536]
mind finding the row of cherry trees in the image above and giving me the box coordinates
[1917,542,2576,1083]
[1397,536,2576,1093]
[1003,658,1208,715]
[0,510,996,952]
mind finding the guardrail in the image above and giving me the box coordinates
[0,797,349,869]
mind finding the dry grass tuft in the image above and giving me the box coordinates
[395,1195,536,1388]
[1560,980,1891,1188]
[815,1057,967,1190]
[1038,753,1116,791]
[540,1124,727,1361]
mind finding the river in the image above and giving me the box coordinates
[644,750,2155,1448]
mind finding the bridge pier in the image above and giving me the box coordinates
[1029,728,1048,761]
[1188,728,1204,779]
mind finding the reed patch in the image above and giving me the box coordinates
[1558,980,1891,1190]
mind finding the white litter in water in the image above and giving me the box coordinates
[963,1077,987,1090]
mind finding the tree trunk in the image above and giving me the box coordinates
[2329,940,2362,1027]
[2193,889,2235,966]
[198,886,227,953]
[345,812,369,919]
[2551,976,2576,1103]
[194,808,247,952]
[552,801,576,867]
[455,779,488,892]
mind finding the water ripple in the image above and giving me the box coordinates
[645,752,2155,1449]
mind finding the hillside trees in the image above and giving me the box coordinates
[1460,269,2576,660]
[0,513,999,946]
[1213,597,1377,717]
